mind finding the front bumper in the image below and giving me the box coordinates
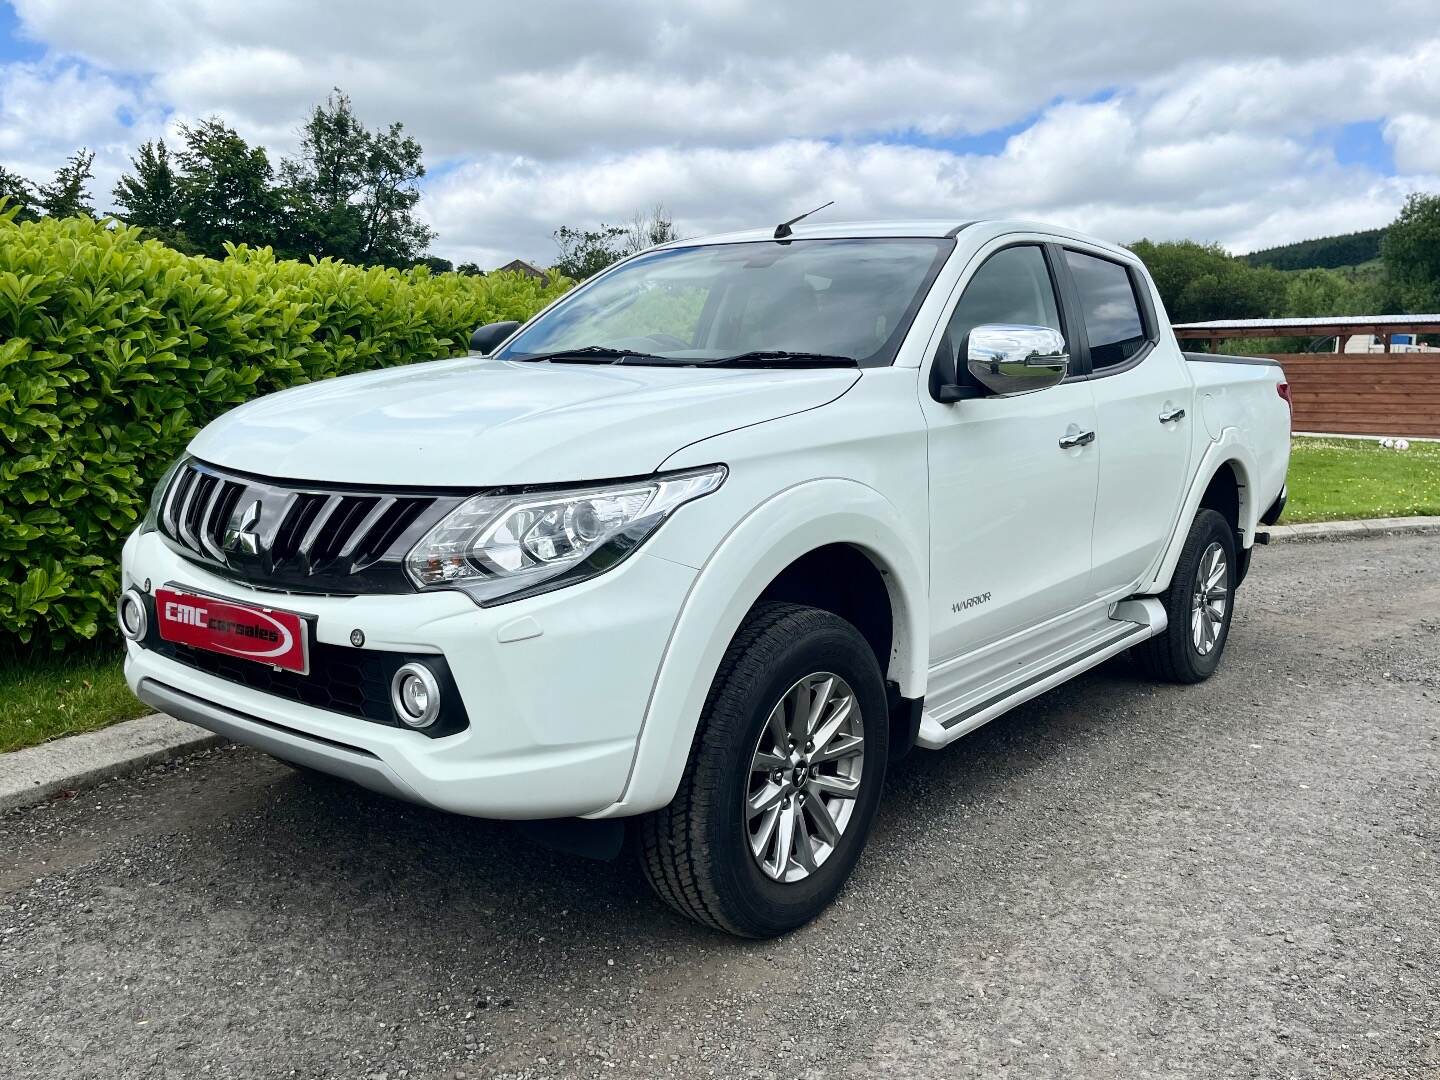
[121,529,697,819]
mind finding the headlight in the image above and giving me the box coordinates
[405,465,726,604]
[140,454,190,534]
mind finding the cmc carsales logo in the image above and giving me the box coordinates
[162,598,294,659]
[154,587,308,673]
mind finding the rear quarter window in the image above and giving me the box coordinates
[1065,249,1148,370]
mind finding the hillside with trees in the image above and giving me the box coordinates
[1243,228,1385,271]
[1127,193,1440,339]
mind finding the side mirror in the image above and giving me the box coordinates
[963,324,1069,397]
[470,320,521,355]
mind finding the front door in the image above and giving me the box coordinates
[922,242,1100,666]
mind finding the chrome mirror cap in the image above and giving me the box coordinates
[965,324,1069,397]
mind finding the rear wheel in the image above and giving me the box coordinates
[1135,508,1237,683]
[640,602,888,937]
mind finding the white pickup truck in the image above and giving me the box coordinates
[119,219,1291,936]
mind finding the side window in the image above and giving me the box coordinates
[1064,250,1148,370]
[939,245,1064,372]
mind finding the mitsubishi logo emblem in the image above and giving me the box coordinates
[225,500,263,556]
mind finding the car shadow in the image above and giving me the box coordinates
[22,654,1209,1076]
[228,655,1155,956]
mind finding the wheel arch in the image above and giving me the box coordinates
[588,478,927,819]
[1199,460,1242,532]
[755,542,895,683]
[1146,435,1258,594]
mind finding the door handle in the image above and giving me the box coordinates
[1159,407,1186,424]
[1058,429,1096,450]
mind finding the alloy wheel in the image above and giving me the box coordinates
[1190,541,1229,656]
[745,672,865,883]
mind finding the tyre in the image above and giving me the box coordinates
[1135,508,1237,684]
[640,602,889,937]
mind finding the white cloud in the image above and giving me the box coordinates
[14,0,1440,156]
[2,0,1439,260]
[1142,40,1440,141]
[420,124,1430,267]
[1387,113,1440,175]
[0,59,168,206]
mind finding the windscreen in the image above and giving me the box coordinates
[495,237,953,367]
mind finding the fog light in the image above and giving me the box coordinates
[390,663,442,729]
[118,588,147,641]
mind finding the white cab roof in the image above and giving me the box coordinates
[663,219,1139,264]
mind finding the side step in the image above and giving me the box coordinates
[917,597,1167,749]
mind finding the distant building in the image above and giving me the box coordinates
[1336,332,1439,354]
[1170,314,1440,438]
[493,259,546,279]
[1172,314,1440,354]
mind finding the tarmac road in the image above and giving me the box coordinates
[2,532,1437,1079]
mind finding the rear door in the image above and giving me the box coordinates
[1059,247,1194,596]
[921,241,1100,663]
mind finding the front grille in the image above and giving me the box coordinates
[156,459,469,594]
[139,600,469,739]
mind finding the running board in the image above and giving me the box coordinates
[917,597,1167,749]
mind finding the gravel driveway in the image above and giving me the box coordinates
[2,532,1436,1079]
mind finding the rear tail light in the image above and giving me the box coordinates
[1277,382,1292,409]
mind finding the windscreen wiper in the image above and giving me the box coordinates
[514,346,672,364]
[699,351,859,368]
[512,346,859,368]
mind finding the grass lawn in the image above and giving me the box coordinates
[1284,436,1440,523]
[0,645,146,754]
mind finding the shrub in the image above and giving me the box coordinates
[0,209,572,650]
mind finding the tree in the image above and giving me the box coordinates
[1127,239,1285,323]
[113,140,184,233]
[417,255,452,273]
[279,90,435,266]
[174,119,281,257]
[0,165,38,222]
[36,148,96,218]
[1245,228,1385,271]
[456,261,484,276]
[552,223,627,279]
[278,91,368,260]
[621,203,678,255]
[1381,192,1440,311]
[1283,268,1372,317]
[552,206,679,279]
[359,119,435,265]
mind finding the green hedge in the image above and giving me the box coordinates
[0,210,572,650]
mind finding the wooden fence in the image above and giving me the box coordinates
[1262,352,1440,437]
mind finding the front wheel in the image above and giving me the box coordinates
[1135,507,1237,683]
[640,602,889,937]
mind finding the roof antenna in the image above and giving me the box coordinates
[774,200,834,240]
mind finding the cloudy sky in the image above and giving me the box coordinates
[2,0,1438,268]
